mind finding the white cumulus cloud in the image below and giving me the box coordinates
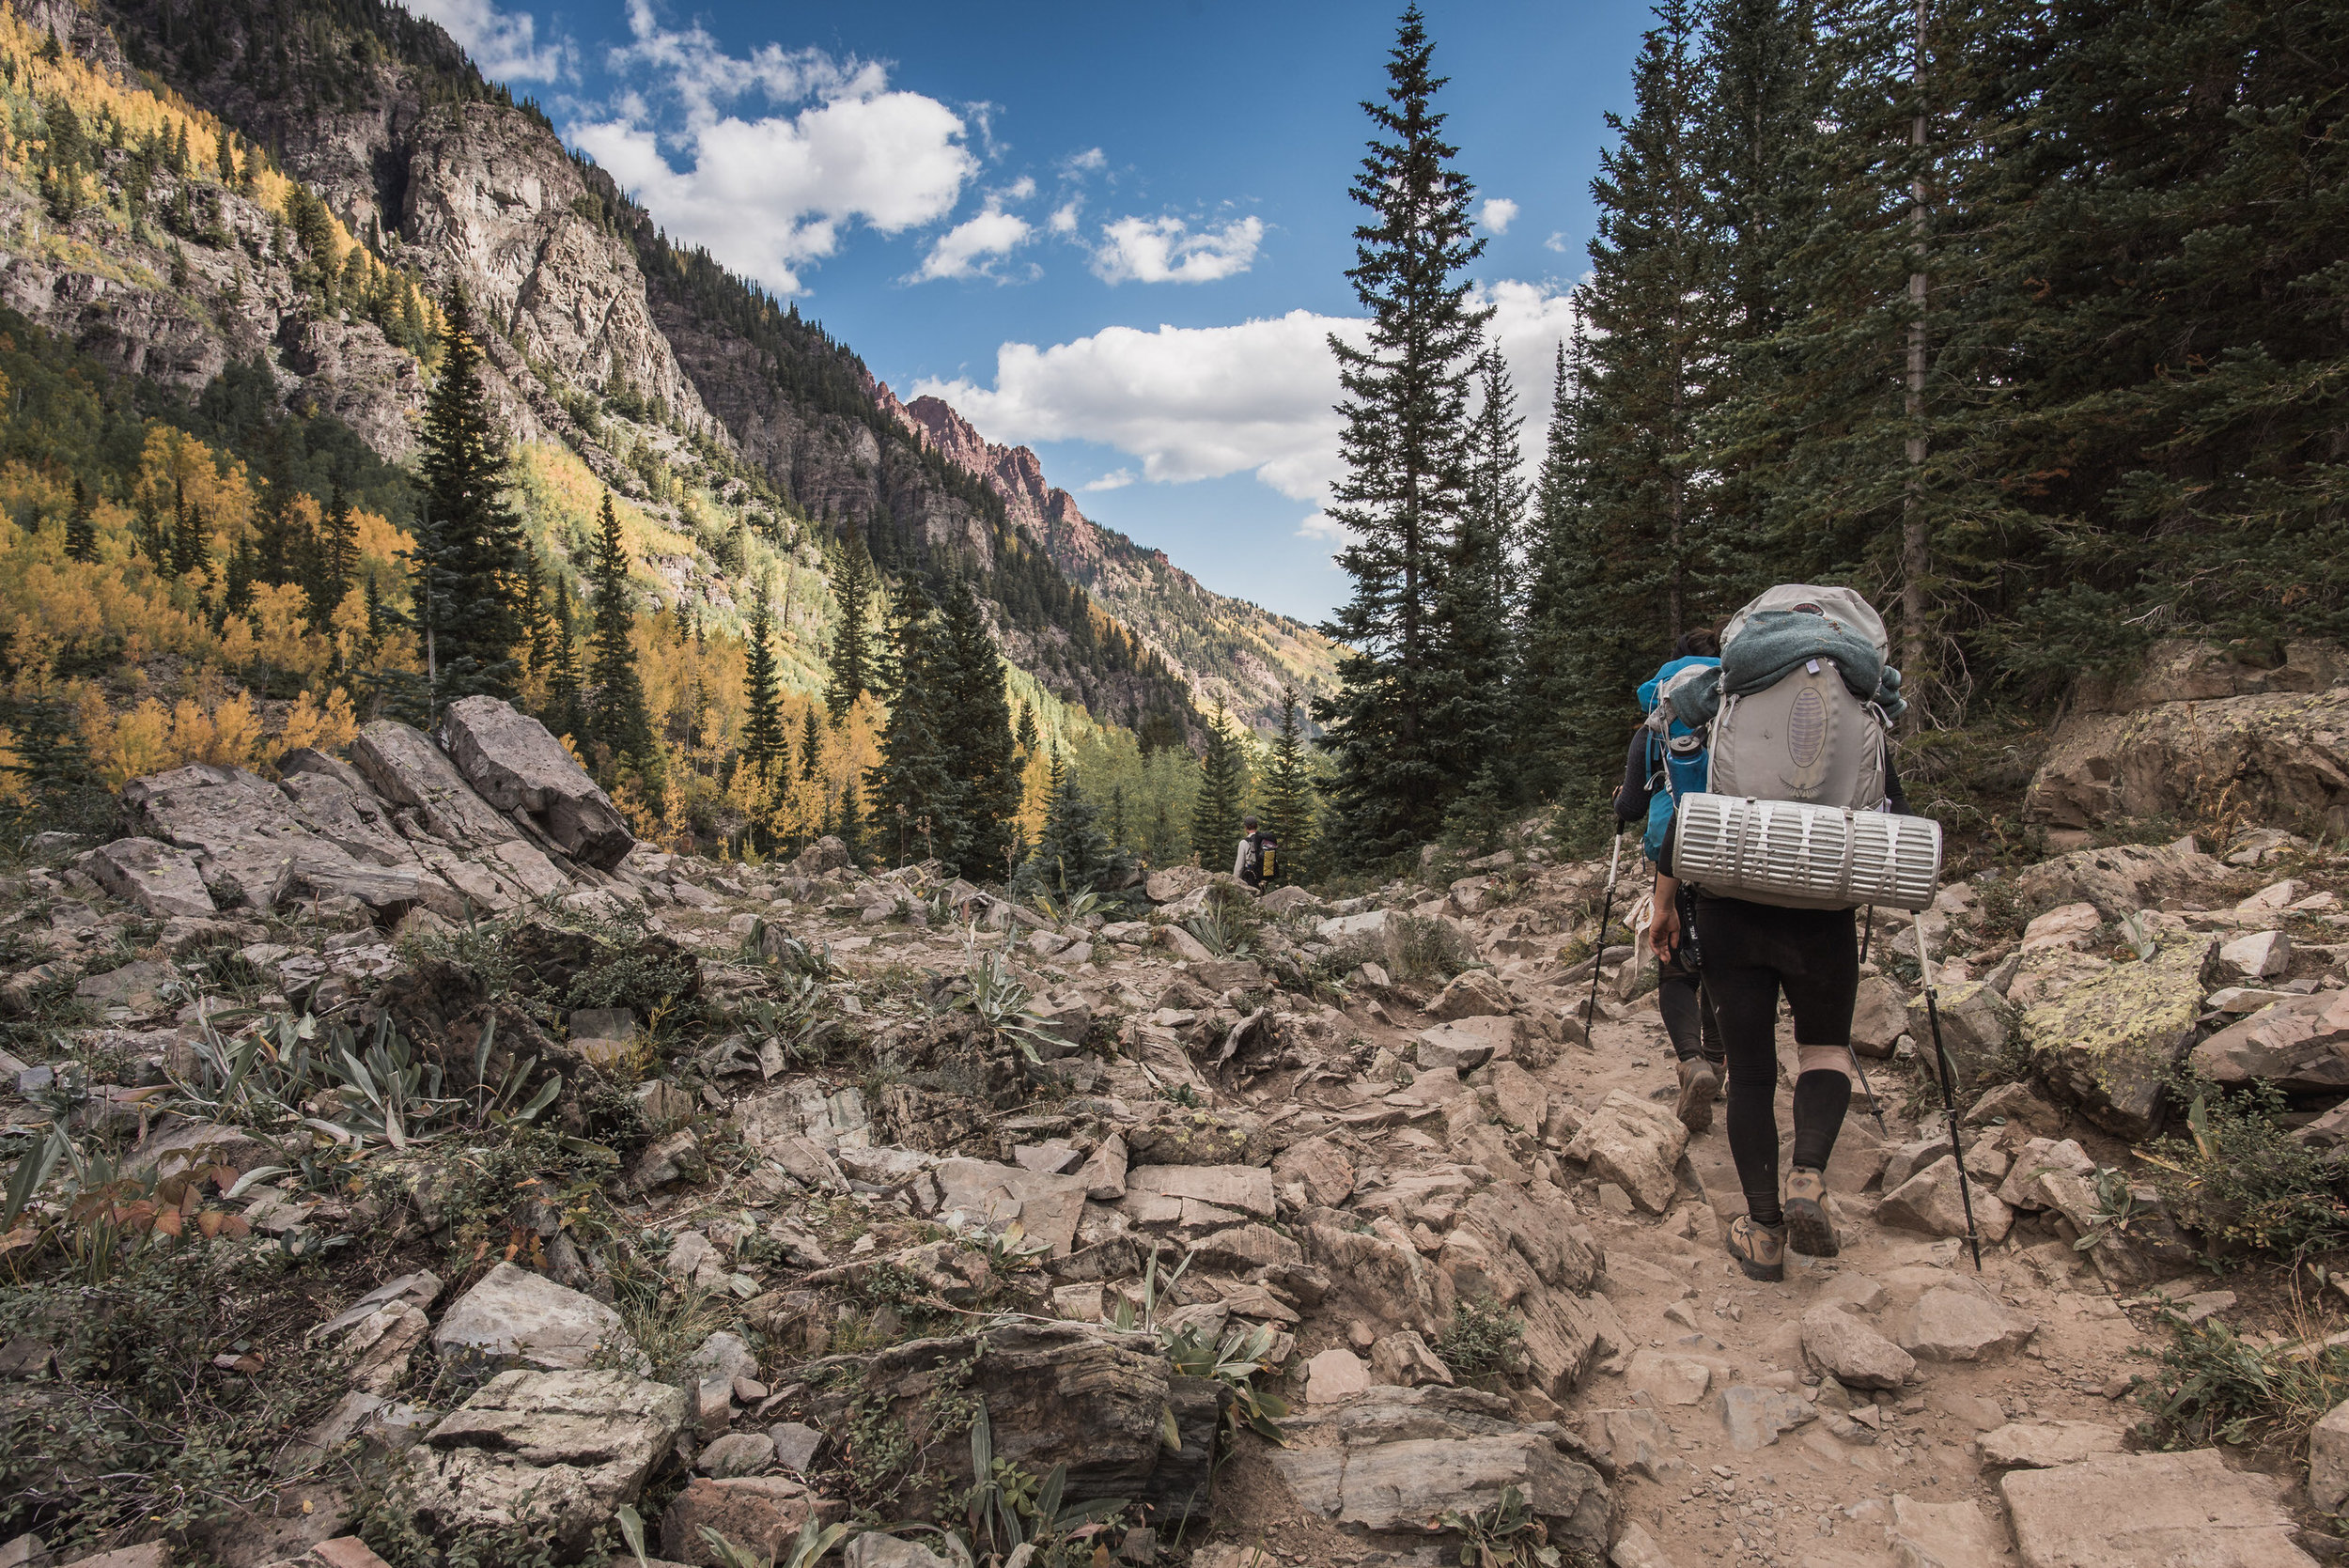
[1048,200,1081,235]
[1081,469,1137,492]
[567,4,976,291]
[1480,196,1519,234]
[397,0,571,82]
[1091,214,1265,285]
[916,206,1032,282]
[915,282,1579,523]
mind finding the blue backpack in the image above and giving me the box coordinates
[1636,655,1720,862]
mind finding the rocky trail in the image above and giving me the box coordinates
[6,699,2349,1568]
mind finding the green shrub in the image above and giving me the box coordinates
[2136,1314,2349,1458]
[2141,1083,2349,1257]
[1438,1294,1525,1378]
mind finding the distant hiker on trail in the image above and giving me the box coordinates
[1616,629,1725,1136]
[1236,814,1277,888]
[1639,587,1919,1284]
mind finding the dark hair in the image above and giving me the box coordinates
[1242,815,1259,829]
[1673,629,1721,659]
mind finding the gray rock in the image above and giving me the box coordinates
[88,837,214,917]
[1877,1157,2015,1245]
[1852,973,1912,1058]
[696,1431,776,1477]
[440,696,634,869]
[348,720,520,851]
[932,1158,1090,1256]
[1999,1448,2308,1568]
[844,1536,956,1568]
[769,1421,824,1472]
[1975,1420,2123,1468]
[1124,1163,1276,1218]
[429,1261,639,1374]
[2024,935,2217,1139]
[1369,1331,1453,1388]
[1799,1305,1915,1391]
[688,1330,758,1386]
[1896,1285,2036,1362]
[791,835,852,875]
[1624,1350,1710,1405]
[1885,1494,2014,1568]
[2190,989,2349,1094]
[1906,982,2020,1090]
[2311,1397,2349,1513]
[73,958,179,1013]
[1569,1091,1688,1215]
[1995,1138,2096,1209]
[404,1368,686,1557]
[1719,1385,1814,1452]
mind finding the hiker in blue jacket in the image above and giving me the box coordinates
[1613,629,1725,1134]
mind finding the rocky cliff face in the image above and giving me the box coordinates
[875,383,1340,735]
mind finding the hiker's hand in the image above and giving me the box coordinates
[1648,874,1680,962]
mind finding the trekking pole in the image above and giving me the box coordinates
[1843,1042,1890,1139]
[1912,907,1983,1271]
[1859,906,1875,965]
[1587,830,1624,1034]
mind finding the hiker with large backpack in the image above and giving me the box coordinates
[1236,814,1278,889]
[1615,629,1727,1134]
[1640,587,1941,1282]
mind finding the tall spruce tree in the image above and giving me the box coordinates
[415,283,527,703]
[63,478,94,563]
[585,493,656,769]
[1261,684,1316,885]
[546,575,585,742]
[1515,334,1620,814]
[1015,753,1128,895]
[800,706,822,782]
[864,582,964,866]
[825,520,877,722]
[305,481,357,635]
[740,577,786,778]
[935,575,1019,876]
[1315,7,1493,862]
[1190,704,1247,869]
[1432,347,1525,795]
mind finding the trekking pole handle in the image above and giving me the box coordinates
[1912,905,1984,1272]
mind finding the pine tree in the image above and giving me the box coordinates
[546,575,585,741]
[62,477,94,563]
[863,582,964,866]
[1315,7,1493,863]
[800,706,822,783]
[824,520,876,722]
[740,578,786,778]
[1431,346,1525,795]
[305,481,356,634]
[1014,704,1037,754]
[170,491,209,581]
[416,283,527,703]
[1015,751,1128,896]
[1261,684,1317,885]
[1190,703,1247,869]
[934,574,1019,876]
[585,492,656,767]
[517,543,554,678]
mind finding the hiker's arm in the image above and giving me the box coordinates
[1649,871,1681,961]
[1885,750,1912,815]
[1234,837,1251,877]
[1614,728,1651,826]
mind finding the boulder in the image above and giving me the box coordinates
[1896,1286,2035,1362]
[2023,934,2215,1138]
[1877,1157,2015,1245]
[440,697,634,869]
[1304,1347,1372,1404]
[659,1478,825,1566]
[1625,1350,1710,1405]
[697,1432,778,1478]
[931,1159,1089,1257]
[1486,1060,1550,1134]
[88,836,215,917]
[1884,1495,2014,1568]
[1145,866,1212,905]
[2025,669,2349,837]
[843,1537,955,1568]
[2012,838,2232,919]
[1851,974,1911,1058]
[1906,983,2020,1089]
[1963,1081,2065,1136]
[1271,1137,1355,1208]
[75,957,179,1013]
[1426,969,1513,1020]
[2311,1397,2349,1513]
[1569,1091,1689,1215]
[2020,902,2103,953]
[404,1370,687,1558]
[792,836,851,875]
[1974,1420,2123,1468]
[1999,1448,2308,1568]
[1268,1385,1609,1559]
[1157,924,1214,964]
[1799,1305,1915,1391]
[1260,884,1325,918]
[2189,989,2349,1094]
[429,1262,638,1374]
[119,763,363,912]
[1719,1385,1814,1452]
[1416,1017,1514,1072]
[348,721,520,851]
[2217,928,2293,983]
[1369,1331,1453,1389]
[1994,1139,2096,1210]
[1125,1164,1275,1219]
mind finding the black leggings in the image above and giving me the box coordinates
[1657,882,1721,1063]
[1696,895,1859,1228]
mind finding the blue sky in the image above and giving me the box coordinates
[407,0,1656,623]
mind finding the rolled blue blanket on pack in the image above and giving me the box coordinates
[1654,611,1906,728]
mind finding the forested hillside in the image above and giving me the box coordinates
[1313,0,2349,863]
[0,0,1340,881]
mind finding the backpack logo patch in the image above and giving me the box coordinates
[1788,685,1827,768]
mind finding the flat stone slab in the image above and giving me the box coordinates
[1999,1448,2311,1567]
[430,1261,638,1374]
[1975,1420,2123,1469]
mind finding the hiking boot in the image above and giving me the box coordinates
[1726,1215,1786,1282]
[1674,1056,1719,1134]
[1704,1053,1728,1099]
[1783,1167,1840,1259]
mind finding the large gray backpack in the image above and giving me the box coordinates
[1667,584,1939,912]
[1706,584,1890,811]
